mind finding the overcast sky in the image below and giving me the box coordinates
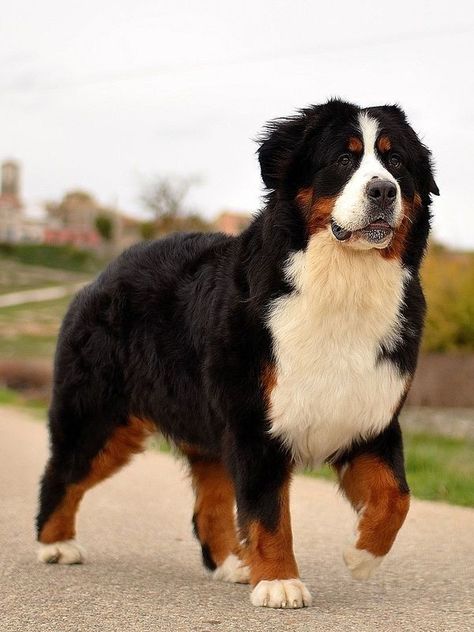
[1,1,473,248]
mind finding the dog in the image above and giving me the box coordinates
[36,99,438,609]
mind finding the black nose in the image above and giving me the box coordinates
[367,178,397,207]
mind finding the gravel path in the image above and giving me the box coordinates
[1,407,473,632]
[0,282,87,308]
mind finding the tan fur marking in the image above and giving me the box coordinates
[348,137,363,153]
[296,189,337,236]
[178,442,208,463]
[337,455,410,557]
[382,193,421,260]
[39,417,154,544]
[243,477,299,585]
[377,135,391,153]
[39,485,84,543]
[295,187,313,210]
[190,459,240,566]
[261,363,277,407]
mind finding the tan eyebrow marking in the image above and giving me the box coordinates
[378,135,391,152]
[348,137,363,152]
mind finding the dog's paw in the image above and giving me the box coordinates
[212,553,250,584]
[37,540,85,565]
[343,545,382,580]
[250,579,312,608]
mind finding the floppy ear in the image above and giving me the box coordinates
[422,149,440,196]
[429,176,440,196]
[258,114,308,190]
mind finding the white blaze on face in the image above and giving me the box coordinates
[331,112,402,232]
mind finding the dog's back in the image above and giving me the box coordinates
[36,99,437,610]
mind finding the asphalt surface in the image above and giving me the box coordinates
[1,407,473,632]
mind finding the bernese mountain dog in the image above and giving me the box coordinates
[36,99,439,609]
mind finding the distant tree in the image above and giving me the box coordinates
[139,221,156,240]
[95,214,113,242]
[140,175,210,234]
[422,243,474,352]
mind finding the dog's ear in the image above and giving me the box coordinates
[429,176,440,196]
[382,104,440,197]
[257,113,308,190]
[419,145,440,197]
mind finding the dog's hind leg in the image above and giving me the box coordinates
[186,451,250,583]
[36,414,154,564]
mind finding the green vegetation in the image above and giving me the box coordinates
[0,258,91,295]
[95,214,114,242]
[421,244,474,352]
[0,334,58,359]
[308,431,474,508]
[0,387,47,414]
[0,243,106,274]
[0,296,71,359]
[403,432,474,507]
[0,387,22,406]
[139,221,157,240]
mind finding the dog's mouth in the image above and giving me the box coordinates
[330,219,394,246]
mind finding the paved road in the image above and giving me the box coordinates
[1,407,473,632]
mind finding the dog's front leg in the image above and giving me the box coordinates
[334,417,410,580]
[228,438,312,609]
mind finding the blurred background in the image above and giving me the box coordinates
[0,1,472,505]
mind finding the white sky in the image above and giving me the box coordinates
[1,0,473,248]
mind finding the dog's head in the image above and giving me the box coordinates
[258,99,438,259]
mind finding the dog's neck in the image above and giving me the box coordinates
[236,195,426,311]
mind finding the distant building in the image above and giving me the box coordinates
[1,159,251,250]
[0,160,22,242]
[0,159,142,251]
[0,160,49,243]
[45,190,142,251]
[214,211,251,235]
[44,191,102,248]
[1,160,20,197]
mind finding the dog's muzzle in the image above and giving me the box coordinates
[331,218,394,245]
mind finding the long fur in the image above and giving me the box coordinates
[36,98,438,608]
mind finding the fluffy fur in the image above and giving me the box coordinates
[36,99,438,609]
[267,230,410,465]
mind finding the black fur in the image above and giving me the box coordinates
[192,514,217,571]
[37,99,437,559]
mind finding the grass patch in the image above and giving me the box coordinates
[307,432,474,507]
[147,435,171,454]
[403,432,474,507]
[0,258,91,295]
[0,334,58,359]
[0,243,106,274]
[0,295,71,317]
[0,387,47,414]
[0,387,22,405]
[0,296,72,359]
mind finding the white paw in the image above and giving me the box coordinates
[250,579,312,609]
[343,545,383,580]
[212,554,250,583]
[37,540,85,565]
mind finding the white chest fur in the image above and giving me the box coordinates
[267,231,409,466]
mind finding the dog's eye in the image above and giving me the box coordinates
[389,153,402,168]
[337,154,352,167]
